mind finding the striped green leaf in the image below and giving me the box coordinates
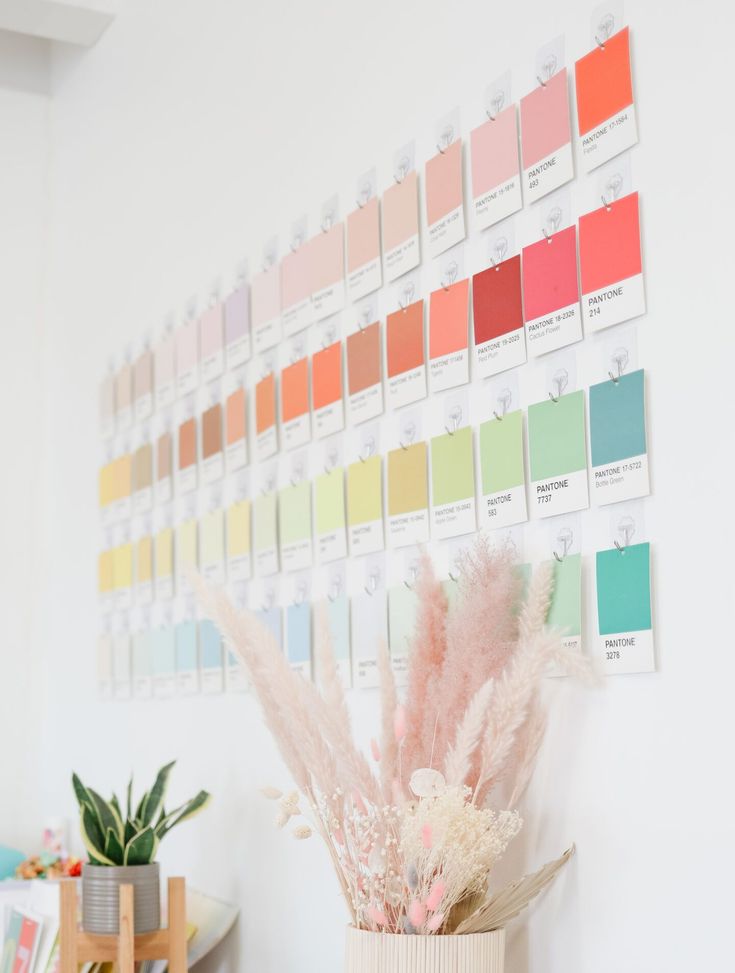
[123,826,158,866]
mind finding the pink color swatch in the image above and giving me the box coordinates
[309,223,345,293]
[425,139,463,225]
[521,224,579,319]
[175,318,199,373]
[281,245,311,310]
[470,106,520,197]
[200,304,224,359]
[347,197,380,272]
[382,171,419,252]
[154,334,175,387]
[251,266,280,327]
[520,68,571,169]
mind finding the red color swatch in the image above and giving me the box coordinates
[578,191,641,294]
[521,225,579,320]
[473,255,524,343]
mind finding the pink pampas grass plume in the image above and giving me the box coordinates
[421,823,433,849]
[394,705,406,742]
[367,906,388,927]
[426,880,446,912]
[427,912,445,932]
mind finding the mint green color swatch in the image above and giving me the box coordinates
[315,468,346,534]
[528,390,587,481]
[327,595,351,663]
[152,626,175,675]
[175,620,198,672]
[596,542,651,634]
[279,480,312,544]
[254,492,277,552]
[132,632,152,678]
[388,585,418,660]
[199,619,223,670]
[546,553,582,636]
[589,369,646,467]
[479,410,525,494]
[431,426,475,505]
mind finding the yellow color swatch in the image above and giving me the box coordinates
[98,549,114,594]
[227,500,251,557]
[112,543,133,590]
[201,509,225,568]
[347,455,383,526]
[176,519,199,574]
[114,454,133,501]
[155,528,174,579]
[136,535,153,584]
[387,442,428,515]
[99,463,114,508]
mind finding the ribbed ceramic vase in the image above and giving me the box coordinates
[81,862,160,934]
[345,927,505,972]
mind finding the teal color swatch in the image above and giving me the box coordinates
[286,603,311,664]
[596,542,651,634]
[152,626,176,675]
[327,595,351,664]
[175,620,198,671]
[199,619,223,670]
[257,606,283,648]
[528,390,587,480]
[547,553,582,636]
[589,369,646,466]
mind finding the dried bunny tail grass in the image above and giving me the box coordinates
[377,638,399,804]
[443,679,494,787]
[517,559,554,643]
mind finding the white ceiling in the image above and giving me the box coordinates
[0,0,115,47]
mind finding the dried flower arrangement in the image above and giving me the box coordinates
[196,538,590,936]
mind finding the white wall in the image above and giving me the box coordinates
[7,1,734,971]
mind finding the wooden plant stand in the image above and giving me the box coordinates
[60,876,187,973]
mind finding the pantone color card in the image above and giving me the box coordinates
[175,318,199,397]
[177,416,198,493]
[132,629,153,698]
[312,341,344,438]
[351,589,388,689]
[326,594,352,688]
[425,140,466,258]
[200,508,225,584]
[155,431,173,504]
[132,442,153,514]
[347,197,382,301]
[225,386,248,470]
[522,226,582,356]
[280,245,312,337]
[154,333,176,409]
[251,265,281,354]
[589,369,649,504]
[579,192,645,332]
[430,426,477,539]
[226,499,251,581]
[478,411,528,529]
[575,26,637,171]
[201,402,224,484]
[386,300,427,409]
[472,256,527,376]
[346,322,383,424]
[388,585,418,686]
[279,481,313,572]
[154,527,174,600]
[527,391,589,518]
[112,542,133,610]
[315,468,347,563]
[175,619,199,695]
[520,68,574,203]
[175,517,198,589]
[113,631,132,698]
[286,602,312,678]
[470,107,522,229]
[199,618,224,694]
[152,618,176,698]
[382,170,420,281]
[310,223,345,321]
[255,373,278,460]
[387,442,429,547]
[135,536,153,604]
[347,455,384,555]
[596,542,654,673]
[546,552,582,652]
[200,304,224,382]
[280,357,311,450]
[253,492,279,576]
[224,283,251,368]
[428,279,470,392]
[133,350,153,421]
[257,604,283,649]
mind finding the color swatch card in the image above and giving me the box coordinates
[388,584,417,686]
[315,467,347,563]
[258,604,283,648]
[200,507,225,584]
[546,552,582,652]
[154,333,176,409]
[472,256,527,377]
[351,588,387,689]
[575,27,637,171]
[280,245,312,336]
[346,321,383,425]
[133,442,153,514]
[382,170,420,281]
[478,411,528,529]
[156,431,173,504]
[200,304,224,382]
[589,369,649,504]
[133,350,153,421]
[175,318,199,397]
[115,363,133,429]
[579,191,645,332]
[152,617,176,697]
[132,630,153,697]
[470,107,522,229]
[175,517,199,589]
[98,549,113,606]
[425,139,466,258]
[154,527,174,600]
[225,386,248,470]
[429,279,470,391]
[347,455,384,555]
[286,602,312,678]
[100,374,115,438]
[326,594,352,688]
[280,357,311,449]
[226,499,251,581]
[112,542,133,609]
[175,619,199,695]
[224,283,251,368]
[251,265,281,354]
[177,416,197,493]
[522,225,582,356]
[113,632,132,697]
[309,223,345,321]
[199,618,224,694]
[387,442,429,547]
[114,453,133,521]
[279,480,313,572]
[347,197,382,301]
[386,300,426,409]
[255,372,278,460]
[201,402,224,483]
[253,492,279,576]
[135,535,153,604]
[520,68,574,203]
[596,542,653,673]
[312,341,344,438]
[430,426,477,539]
[527,391,589,518]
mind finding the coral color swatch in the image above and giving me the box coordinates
[575,27,634,135]
[386,300,425,378]
[280,358,310,423]
[312,341,342,411]
[202,403,223,460]
[178,417,196,470]
[255,373,276,435]
[347,322,381,395]
[429,279,470,359]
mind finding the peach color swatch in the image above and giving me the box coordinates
[429,279,470,360]
[202,403,223,460]
[281,357,310,422]
[382,170,419,252]
[425,139,463,226]
[178,417,197,471]
[115,364,132,413]
[255,373,276,434]
[347,198,380,273]
[156,431,172,480]
[520,68,571,168]
[225,387,246,446]
[312,341,343,410]
[133,351,152,402]
[309,224,344,293]
[346,321,381,395]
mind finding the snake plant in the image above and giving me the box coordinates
[72,761,211,866]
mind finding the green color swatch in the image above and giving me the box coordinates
[589,369,646,467]
[254,492,277,552]
[596,542,651,634]
[528,390,587,481]
[315,468,346,534]
[431,426,475,505]
[388,585,418,660]
[479,410,525,494]
[279,480,312,544]
[347,455,383,525]
[546,553,582,636]
[327,595,351,663]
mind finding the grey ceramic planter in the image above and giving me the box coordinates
[82,862,161,934]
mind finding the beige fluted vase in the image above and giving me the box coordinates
[345,927,505,972]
